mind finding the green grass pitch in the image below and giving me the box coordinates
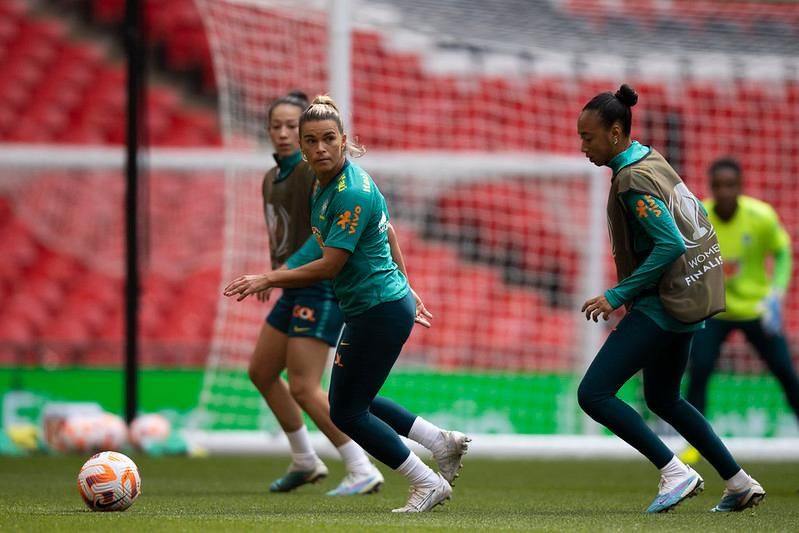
[1,455,797,531]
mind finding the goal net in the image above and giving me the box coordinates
[188,0,799,450]
[1,0,798,458]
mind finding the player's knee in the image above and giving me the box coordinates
[577,379,598,414]
[329,405,364,435]
[329,405,353,433]
[644,393,677,418]
[288,379,319,407]
[247,359,277,391]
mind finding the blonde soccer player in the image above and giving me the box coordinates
[225,95,469,512]
[251,91,382,495]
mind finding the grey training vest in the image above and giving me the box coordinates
[607,149,725,323]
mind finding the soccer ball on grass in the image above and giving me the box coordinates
[77,451,141,511]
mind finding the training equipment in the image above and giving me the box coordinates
[56,413,127,454]
[1,0,799,458]
[77,451,141,512]
[129,414,172,450]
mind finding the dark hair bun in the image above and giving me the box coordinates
[287,90,309,102]
[614,84,638,108]
[285,90,309,107]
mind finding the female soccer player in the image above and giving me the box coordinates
[577,84,765,513]
[251,91,383,495]
[225,95,469,513]
[680,157,799,464]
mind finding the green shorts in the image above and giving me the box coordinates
[266,284,343,347]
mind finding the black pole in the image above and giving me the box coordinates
[124,0,144,425]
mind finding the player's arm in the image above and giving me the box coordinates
[225,246,350,300]
[387,222,433,328]
[225,188,369,299]
[286,234,323,268]
[387,223,408,276]
[771,222,792,294]
[761,210,792,334]
[604,192,686,310]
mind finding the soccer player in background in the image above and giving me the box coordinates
[680,157,799,464]
[578,84,765,513]
[250,91,383,495]
[224,95,469,513]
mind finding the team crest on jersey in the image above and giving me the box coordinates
[636,195,662,218]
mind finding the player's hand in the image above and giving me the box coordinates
[256,287,274,302]
[411,288,433,328]
[223,273,272,302]
[761,290,784,336]
[582,295,613,322]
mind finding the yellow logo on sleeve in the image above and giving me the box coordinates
[636,195,662,219]
[336,206,362,235]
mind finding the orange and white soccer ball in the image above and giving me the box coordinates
[77,451,141,511]
[129,414,171,449]
[59,414,128,454]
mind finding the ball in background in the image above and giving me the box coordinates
[129,414,171,450]
[58,414,128,454]
[77,451,141,512]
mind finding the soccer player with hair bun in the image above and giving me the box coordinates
[250,90,383,496]
[577,84,765,513]
[225,94,469,513]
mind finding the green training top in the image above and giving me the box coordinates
[286,160,409,316]
[704,194,792,320]
[605,142,703,332]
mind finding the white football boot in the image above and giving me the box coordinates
[391,473,452,513]
[432,431,471,485]
[326,463,384,496]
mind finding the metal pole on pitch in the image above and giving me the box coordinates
[329,0,352,130]
[124,0,144,425]
[581,167,609,435]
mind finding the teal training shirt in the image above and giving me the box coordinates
[606,142,703,333]
[286,160,409,316]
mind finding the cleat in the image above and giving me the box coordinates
[678,446,701,466]
[392,473,452,513]
[432,431,470,485]
[269,459,328,493]
[326,464,384,496]
[711,478,765,512]
[646,466,704,513]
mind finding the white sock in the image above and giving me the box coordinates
[660,455,689,480]
[285,426,318,469]
[395,452,439,488]
[725,469,751,492]
[337,440,372,475]
[408,417,445,453]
